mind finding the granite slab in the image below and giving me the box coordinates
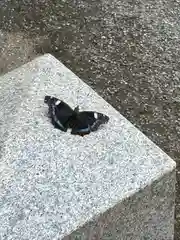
[0,54,176,239]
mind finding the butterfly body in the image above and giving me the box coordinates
[44,96,109,136]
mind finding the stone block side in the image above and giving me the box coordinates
[63,170,175,240]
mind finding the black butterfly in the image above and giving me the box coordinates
[44,95,109,136]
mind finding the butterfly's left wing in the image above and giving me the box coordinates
[44,96,74,131]
[70,111,109,136]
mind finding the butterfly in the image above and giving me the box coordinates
[44,95,109,136]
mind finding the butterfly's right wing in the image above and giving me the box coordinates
[44,96,74,132]
[71,111,109,136]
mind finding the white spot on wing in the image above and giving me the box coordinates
[94,112,98,119]
[55,100,61,105]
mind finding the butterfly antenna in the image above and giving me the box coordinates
[76,78,81,109]
[76,77,85,109]
[82,85,91,108]
[76,77,91,109]
[86,87,91,99]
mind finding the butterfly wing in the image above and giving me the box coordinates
[71,111,109,136]
[44,96,74,132]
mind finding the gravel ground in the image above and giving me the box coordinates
[0,0,180,239]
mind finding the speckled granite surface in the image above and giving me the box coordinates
[0,54,176,239]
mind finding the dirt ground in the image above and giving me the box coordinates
[0,1,180,239]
